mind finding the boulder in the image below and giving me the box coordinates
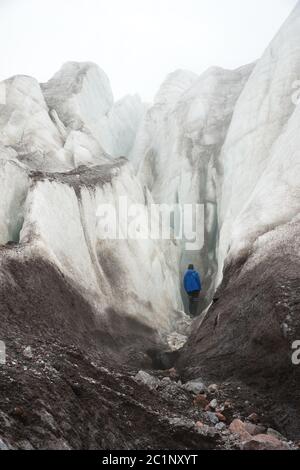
[229,419,252,441]
[215,412,227,423]
[244,422,266,436]
[134,371,160,391]
[184,379,207,395]
[209,399,218,409]
[241,434,289,451]
[193,395,209,409]
[267,428,287,441]
[204,412,219,425]
[208,384,219,394]
[215,422,226,432]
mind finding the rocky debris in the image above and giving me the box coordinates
[228,417,295,451]
[158,378,190,405]
[23,346,33,359]
[167,333,188,352]
[134,371,160,391]
[196,425,218,439]
[0,341,225,450]
[133,372,189,405]
[184,379,207,395]
[151,372,298,449]
[0,332,297,450]
[167,417,195,430]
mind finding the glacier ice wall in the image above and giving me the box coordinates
[19,161,182,333]
[178,5,300,435]
[217,2,300,281]
[0,62,184,348]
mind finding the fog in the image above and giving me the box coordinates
[0,0,297,100]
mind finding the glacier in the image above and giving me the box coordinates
[0,0,300,447]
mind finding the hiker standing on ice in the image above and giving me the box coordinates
[183,264,202,317]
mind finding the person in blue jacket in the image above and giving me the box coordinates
[183,264,202,317]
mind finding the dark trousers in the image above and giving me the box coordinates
[188,291,200,317]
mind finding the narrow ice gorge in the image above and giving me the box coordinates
[130,64,254,305]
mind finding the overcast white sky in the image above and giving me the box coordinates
[0,0,298,101]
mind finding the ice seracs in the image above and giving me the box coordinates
[0,76,67,171]
[42,62,146,159]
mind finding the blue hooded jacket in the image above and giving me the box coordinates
[184,269,202,294]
